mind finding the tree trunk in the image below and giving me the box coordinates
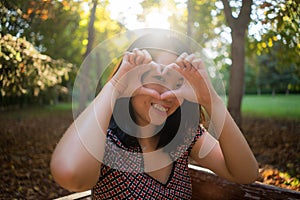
[84,0,97,59]
[221,0,253,127]
[78,0,98,115]
[227,29,246,126]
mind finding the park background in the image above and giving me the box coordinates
[0,0,299,199]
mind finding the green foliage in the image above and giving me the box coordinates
[0,0,125,107]
[93,2,125,45]
[187,0,222,42]
[0,1,28,37]
[259,0,299,52]
[245,40,300,94]
[183,0,231,87]
[0,34,73,104]
[26,1,85,66]
[1,0,86,66]
[245,0,300,95]
[249,0,300,57]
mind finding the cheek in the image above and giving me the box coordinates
[168,98,184,115]
[131,96,151,112]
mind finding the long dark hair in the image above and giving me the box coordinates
[108,30,204,152]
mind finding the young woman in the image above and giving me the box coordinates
[50,31,259,199]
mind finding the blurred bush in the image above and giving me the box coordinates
[0,34,74,107]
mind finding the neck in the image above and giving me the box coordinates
[137,126,160,152]
[137,125,156,137]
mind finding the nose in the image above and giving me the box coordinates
[151,84,169,95]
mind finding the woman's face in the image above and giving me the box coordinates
[131,51,184,126]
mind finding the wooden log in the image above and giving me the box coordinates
[189,165,300,200]
[54,190,91,200]
[55,164,300,200]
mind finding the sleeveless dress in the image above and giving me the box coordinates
[92,125,203,199]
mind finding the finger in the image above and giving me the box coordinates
[160,90,181,101]
[162,63,179,76]
[134,86,161,99]
[133,48,144,65]
[122,52,130,63]
[176,52,188,68]
[191,58,204,70]
[146,61,162,75]
[178,52,188,60]
[185,53,196,62]
[142,49,152,64]
[183,54,195,71]
[128,52,136,64]
[166,62,186,77]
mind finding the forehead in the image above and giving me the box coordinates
[143,58,184,84]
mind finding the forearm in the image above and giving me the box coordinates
[50,82,117,191]
[203,96,259,183]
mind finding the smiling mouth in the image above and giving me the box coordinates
[152,103,168,112]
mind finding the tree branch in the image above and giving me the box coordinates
[238,0,253,29]
[221,0,235,28]
[221,0,253,33]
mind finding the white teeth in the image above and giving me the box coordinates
[152,103,168,112]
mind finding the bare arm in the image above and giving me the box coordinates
[162,53,259,184]
[50,49,157,191]
[190,97,259,184]
[50,82,117,191]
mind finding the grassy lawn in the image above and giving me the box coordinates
[2,95,299,121]
[242,94,300,120]
[62,94,299,120]
[0,103,73,120]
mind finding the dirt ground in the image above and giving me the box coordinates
[0,108,299,199]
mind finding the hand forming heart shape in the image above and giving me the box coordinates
[110,50,216,107]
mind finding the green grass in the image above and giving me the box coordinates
[0,103,73,120]
[46,102,74,111]
[242,94,300,120]
[2,95,299,121]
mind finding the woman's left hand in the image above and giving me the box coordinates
[161,53,218,108]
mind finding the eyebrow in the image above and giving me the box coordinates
[164,71,184,81]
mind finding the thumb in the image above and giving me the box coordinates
[160,89,182,100]
[134,87,161,99]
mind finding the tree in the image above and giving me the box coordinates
[184,0,231,95]
[246,0,300,95]
[76,0,125,114]
[0,0,85,65]
[221,0,253,126]
[254,42,300,95]
[78,0,98,114]
[0,0,85,106]
[257,0,299,56]
[0,34,73,106]
[84,0,98,58]
[1,0,124,108]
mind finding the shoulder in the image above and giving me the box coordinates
[187,124,206,154]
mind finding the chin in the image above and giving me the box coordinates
[150,118,167,126]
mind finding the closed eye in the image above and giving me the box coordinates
[175,83,182,90]
[174,78,184,89]
[152,75,165,82]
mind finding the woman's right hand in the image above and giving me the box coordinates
[110,48,160,99]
